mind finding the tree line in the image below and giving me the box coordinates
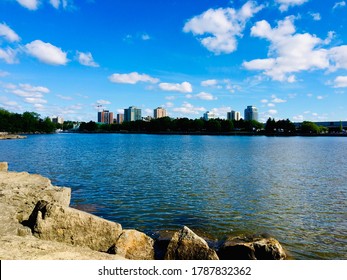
[1,108,331,135]
[0,109,56,133]
[79,117,264,133]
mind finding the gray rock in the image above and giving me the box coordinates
[108,229,155,260]
[164,226,219,260]
[28,200,123,252]
[218,235,286,260]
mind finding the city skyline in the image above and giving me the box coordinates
[0,1,347,123]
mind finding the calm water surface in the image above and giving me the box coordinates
[1,134,346,259]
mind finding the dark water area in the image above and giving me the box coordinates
[1,133,346,259]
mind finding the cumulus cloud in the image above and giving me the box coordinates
[275,0,309,12]
[271,95,287,103]
[268,109,278,115]
[333,1,346,9]
[159,82,193,93]
[183,1,263,54]
[243,16,331,82]
[333,76,347,88]
[201,79,218,87]
[172,102,205,115]
[0,23,21,42]
[16,0,39,10]
[328,46,347,71]
[25,40,68,65]
[310,12,321,21]
[4,83,50,108]
[187,92,217,100]
[0,47,18,64]
[109,72,159,84]
[76,51,99,67]
[96,99,111,105]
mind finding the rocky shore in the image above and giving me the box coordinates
[0,132,26,140]
[0,162,287,260]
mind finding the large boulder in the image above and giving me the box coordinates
[0,170,71,222]
[164,226,219,260]
[108,229,155,260]
[27,200,123,252]
[218,235,286,260]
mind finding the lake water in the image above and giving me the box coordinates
[1,134,346,259]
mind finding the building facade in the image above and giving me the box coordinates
[124,106,142,122]
[51,116,64,124]
[244,106,258,121]
[203,111,216,121]
[98,110,114,124]
[117,113,124,124]
[227,111,241,121]
[154,107,167,119]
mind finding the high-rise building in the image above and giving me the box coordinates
[227,111,241,121]
[244,106,258,121]
[98,110,114,124]
[154,107,167,119]
[117,113,124,124]
[124,106,142,122]
[51,116,64,124]
[203,111,215,121]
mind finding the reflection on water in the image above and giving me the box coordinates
[1,134,346,259]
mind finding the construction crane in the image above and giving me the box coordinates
[97,104,103,112]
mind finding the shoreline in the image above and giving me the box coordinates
[0,162,287,260]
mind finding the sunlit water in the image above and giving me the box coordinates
[1,134,346,259]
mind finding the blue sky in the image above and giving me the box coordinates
[0,0,347,122]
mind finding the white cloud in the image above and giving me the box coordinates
[172,102,205,115]
[201,79,218,87]
[141,33,151,41]
[243,16,330,82]
[49,0,60,9]
[275,0,309,12]
[0,23,21,42]
[333,76,347,88]
[186,91,217,100]
[165,96,176,100]
[96,99,111,105]
[19,83,50,93]
[165,102,174,108]
[328,46,347,71]
[317,95,324,100]
[0,70,9,77]
[159,81,193,93]
[76,51,99,67]
[268,109,278,115]
[261,99,268,103]
[25,97,47,104]
[310,12,321,21]
[293,114,304,121]
[56,94,73,100]
[109,72,159,84]
[4,83,50,107]
[16,0,39,10]
[271,95,287,103]
[211,106,231,118]
[333,1,346,9]
[0,47,18,64]
[183,1,263,54]
[25,40,68,65]
[268,103,276,107]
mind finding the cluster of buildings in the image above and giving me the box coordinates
[97,106,168,124]
[97,105,259,125]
